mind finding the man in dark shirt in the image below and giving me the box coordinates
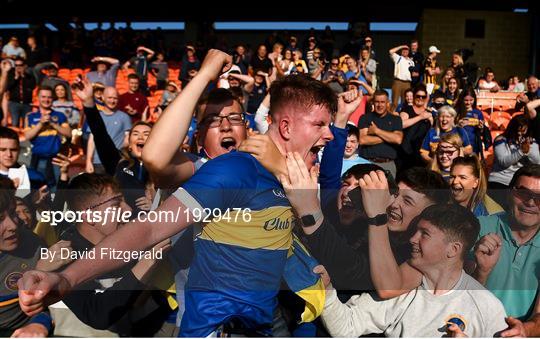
[249,44,273,76]
[409,40,425,87]
[358,90,403,177]
[6,57,36,128]
[118,74,149,123]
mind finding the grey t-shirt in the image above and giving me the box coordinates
[89,110,132,164]
[322,271,508,338]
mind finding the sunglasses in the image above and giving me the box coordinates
[512,186,540,206]
[415,95,427,99]
[331,63,339,66]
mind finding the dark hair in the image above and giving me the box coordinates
[14,56,25,63]
[38,85,53,94]
[455,86,477,121]
[431,90,446,101]
[413,84,427,95]
[127,73,140,81]
[53,82,69,99]
[417,204,480,259]
[0,127,20,146]
[404,88,414,97]
[67,173,120,211]
[0,177,16,214]
[509,164,540,189]
[228,87,244,103]
[396,167,449,204]
[347,125,359,139]
[373,89,389,98]
[502,114,531,144]
[269,74,337,118]
[197,88,243,143]
[343,164,399,196]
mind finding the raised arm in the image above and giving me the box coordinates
[228,72,255,93]
[526,99,540,119]
[91,56,119,65]
[389,45,407,56]
[360,171,423,298]
[18,194,192,316]
[0,60,11,96]
[142,49,233,189]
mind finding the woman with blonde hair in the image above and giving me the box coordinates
[450,154,503,216]
[430,132,465,182]
[420,105,472,163]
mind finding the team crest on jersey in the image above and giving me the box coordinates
[445,314,466,332]
[5,272,23,291]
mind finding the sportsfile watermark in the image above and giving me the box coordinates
[40,207,253,226]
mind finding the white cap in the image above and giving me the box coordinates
[429,46,441,53]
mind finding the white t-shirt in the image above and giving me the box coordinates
[391,53,414,81]
[322,270,507,337]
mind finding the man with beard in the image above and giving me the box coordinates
[17,50,361,337]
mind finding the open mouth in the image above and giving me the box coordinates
[451,186,463,195]
[411,247,421,256]
[4,234,17,242]
[135,142,144,153]
[341,198,355,211]
[220,137,237,151]
[518,207,538,215]
[388,209,402,223]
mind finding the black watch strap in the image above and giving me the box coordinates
[366,213,388,226]
[300,210,323,227]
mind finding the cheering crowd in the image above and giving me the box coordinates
[1,26,540,337]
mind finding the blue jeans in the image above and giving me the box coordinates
[8,101,31,128]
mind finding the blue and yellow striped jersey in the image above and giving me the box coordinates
[173,151,323,337]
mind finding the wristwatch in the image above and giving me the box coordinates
[366,213,388,226]
[300,210,323,227]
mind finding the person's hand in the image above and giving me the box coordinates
[239,134,286,178]
[32,185,49,206]
[85,162,94,173]
[500,317,527,337]
[39,114,50,125]
[10,322,49,337]
[72,78,94,107]
[18,270,71,317]
[447,323,468,337]
[335,89,362,128]
[1,59,12,73]
[421,111,433,120]
[358,170,392,218]
[36,240,73,272]
[278,152,320,217]
[458,118,469,128]
[517,94,530,104]
[52,153,72,179]
[474,233,502,276]
[521,138,531,154]
[198,49,233,82]
[135,196,152,211]
[367,121,379,135]
[313,265,332,290]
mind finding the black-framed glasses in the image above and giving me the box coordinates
[415,94,427,99]
[85,193,124,210]
[203,113,245,128]
[512,186,540,206]
[437,148,458,156]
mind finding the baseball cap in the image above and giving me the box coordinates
[429,46,441,54]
